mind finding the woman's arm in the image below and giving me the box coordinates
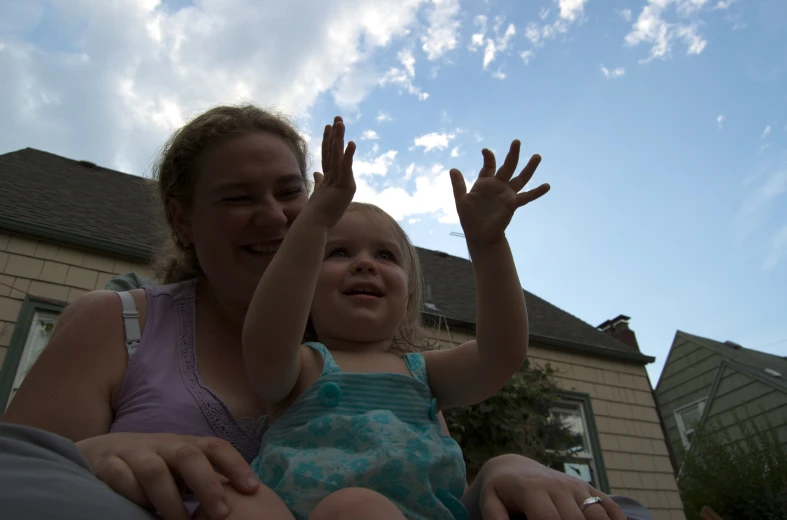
[2,290,259,520]
[2,290,130,440]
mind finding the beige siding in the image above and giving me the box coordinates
[424,324,684,519]
[0,231,155,367]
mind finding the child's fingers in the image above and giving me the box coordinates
[341,142,356,186]
[330,120,346,181]
[510,154,542,192]
[515,183,550,207]
[449,169,468,201]
[479,149,496,178]
[321,124,332,174]
[313,172,324,187]
[496,140,521,182]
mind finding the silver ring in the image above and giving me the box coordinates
[581,496,604,511]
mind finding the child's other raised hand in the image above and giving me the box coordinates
[308,116,356,228]
[449,140,550,247]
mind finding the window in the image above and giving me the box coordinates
[0,296,65,411]
[544,392,610,493]
[674,399,706,449]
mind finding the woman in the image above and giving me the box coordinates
[0,105,654,520]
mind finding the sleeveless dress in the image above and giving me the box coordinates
[251,342,468,520]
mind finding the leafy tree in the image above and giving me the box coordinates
[677,415,787,520]
[443,359,575,479]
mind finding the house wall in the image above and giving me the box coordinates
[425,327,686,520]
[654,334,722,465]
[704,364,787,446]
[0,231,155,368]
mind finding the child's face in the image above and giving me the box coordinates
[310,210,409,346]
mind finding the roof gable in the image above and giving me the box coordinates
[676,331,787,381]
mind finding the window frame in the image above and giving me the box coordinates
[0,295,66,411]
[674,398,707,449]
[547,391,610,493]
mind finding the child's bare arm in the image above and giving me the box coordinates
[423,142,549,409]
[242,119,356,406]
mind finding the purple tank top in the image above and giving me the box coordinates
[109,279,266,462]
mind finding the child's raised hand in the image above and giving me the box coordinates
[450,140,550,247]
[308,116,356,228]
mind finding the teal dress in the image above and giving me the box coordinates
[251,342,467,520]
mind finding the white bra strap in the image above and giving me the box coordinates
[116,291,141,356]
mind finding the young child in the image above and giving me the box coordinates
[225,119,550,520]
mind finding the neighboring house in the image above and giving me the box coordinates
[655,331,787,468]
[0,148,686,519]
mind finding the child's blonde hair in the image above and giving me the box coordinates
[304,202,425,353]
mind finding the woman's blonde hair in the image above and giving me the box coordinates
[304,202,426,353]
[152,104,309,283]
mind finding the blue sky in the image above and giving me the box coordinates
[1,0,785,382]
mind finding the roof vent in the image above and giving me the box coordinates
[724,341,743,350]
[764,368,782,378]
[424,302,439,311]
[436,251,448,258]
[77,160,97,168]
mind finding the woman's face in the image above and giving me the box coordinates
[177,132,308,306]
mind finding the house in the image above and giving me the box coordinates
[655,331,787,467]
[0,147,686,519]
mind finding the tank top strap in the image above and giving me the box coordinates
[403,352,429,384]
[115,291,141,356]
[303,342,340,376]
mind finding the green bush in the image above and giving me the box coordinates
[678,415,787,520]
[443,360,574,479]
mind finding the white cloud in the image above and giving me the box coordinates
[379,48,429,101]
[354,162,471,223]
[715,0,734,8]
[620,8,633,22]
[361,129,380,140]
[717,114,724,129]
[450,146,460,157]
[557,0,589,23]
[421,0,461,61]
[354,149,398,176]
[468,15,487,51]
[376,111,392,122]
[482,18,516,69]
[492,68,506,80]
[761,125,772,139]
[0,0,430,176]
[404,162,416,180]
[414,132,455,152]
[524,23,541,45]
[519,0,589,64]
[601,66,626,78]
[624,1,715,62]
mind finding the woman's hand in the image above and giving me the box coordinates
[450,141,549,248]
[307,115,356,228]
[464,455,626,520]
[77,432,259,520]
